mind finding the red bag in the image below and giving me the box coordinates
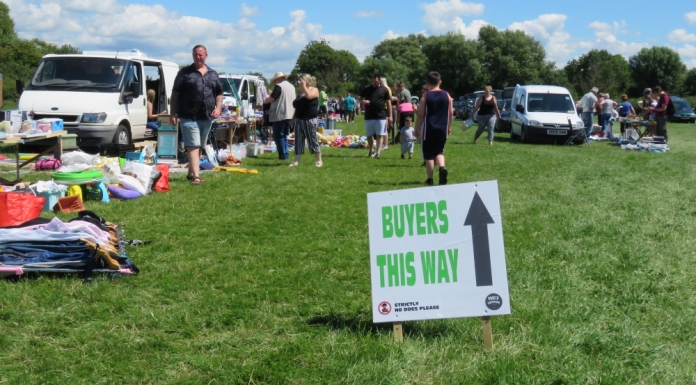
[0,192,46,227]
[153,164,170,192]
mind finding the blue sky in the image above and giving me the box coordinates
[5,0,696,78]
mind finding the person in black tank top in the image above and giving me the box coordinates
[471,86,502,145]
[289,74,323,167]
[414,72,452,186]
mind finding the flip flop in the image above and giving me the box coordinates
[191,176,202,185]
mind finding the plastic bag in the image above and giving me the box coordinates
[117,174,146,196]
[121,162,160,194]
[95,157,121,183]
[154,164,170,192]
[61,151,96,166]
[0,192,45,227]
[461,118,475,132]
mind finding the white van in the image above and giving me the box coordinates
[219,74,266,113]
[18,50,179,146]
[509,85,584,143]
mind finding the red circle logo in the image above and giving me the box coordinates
[378,301,392,315]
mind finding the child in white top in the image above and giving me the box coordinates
[400,116,415,159]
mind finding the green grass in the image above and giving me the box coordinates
[2,116,696,384]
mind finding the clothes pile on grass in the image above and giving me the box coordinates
[619,136,668,152]
[0,210,140,282]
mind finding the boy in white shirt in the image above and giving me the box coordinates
[400,116,415,159]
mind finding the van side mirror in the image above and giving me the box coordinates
[516,104,524,113]
[129,82,141,98]
[16,79,24,97]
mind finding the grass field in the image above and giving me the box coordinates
[2,116,696,384]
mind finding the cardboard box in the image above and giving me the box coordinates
[1,110,28,133]
[158,114,172,125]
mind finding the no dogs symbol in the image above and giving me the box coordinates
[378,301,392,315]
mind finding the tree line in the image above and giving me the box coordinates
[0,2,79,102]
[292,26,696,101]
[1,0,694,104]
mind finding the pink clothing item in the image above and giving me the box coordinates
[398,102,413,113]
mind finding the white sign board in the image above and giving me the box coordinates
[368,180,511,323]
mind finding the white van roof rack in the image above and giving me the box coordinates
[80,49,148,59]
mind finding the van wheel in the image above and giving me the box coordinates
[112,125,130,145]
[520,127,527,142]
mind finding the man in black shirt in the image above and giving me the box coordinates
[170,45,223,185]
[359,74,392,159]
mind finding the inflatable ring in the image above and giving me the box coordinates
[53,170,105,184]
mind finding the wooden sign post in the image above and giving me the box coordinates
[482,316,493,349]
[393,322,403,342]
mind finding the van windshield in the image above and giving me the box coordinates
[527,93,575,113]
[27,57,126,91]
[221,78,242,96]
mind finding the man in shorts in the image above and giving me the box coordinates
[170,44,223,185]
[359,74,392,159]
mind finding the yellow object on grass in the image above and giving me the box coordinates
[66,185,83,200]
[212,166,258,175]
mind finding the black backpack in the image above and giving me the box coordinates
[666,95,676,116]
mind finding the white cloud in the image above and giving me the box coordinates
[420,0,484,36]
[353,10,384,18]
[688,59,696,69]
[239,3,261,17]
[678,43,696,57]
[508,14,575,65]
[686,12,696,24]
[3,1,335,77]
[668,29,696,43]
[381,30,402,41]
[587,20,647,58]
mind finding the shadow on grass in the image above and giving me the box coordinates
[306,313,461,338]
[366,180,424,186]
[377,164,418,168]
[307,313,392,335]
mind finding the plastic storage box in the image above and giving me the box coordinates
[38,190,65,212]
[323,129,342,137]
[61,134,78,149]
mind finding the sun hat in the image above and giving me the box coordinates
[643,87,652,95]
[271,72,286,82]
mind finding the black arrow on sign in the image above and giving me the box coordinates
[464,192,495,286]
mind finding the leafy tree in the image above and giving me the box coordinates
[291,39,359,96]
[422,32,484,98]
[477,26,551,88]
[628,46,687,95]
[0,2,79,101]
[370,34,428,95]
[564,49,632,98]
[0,1,16,45]
[358,56,409,93]
[681,68,696,96]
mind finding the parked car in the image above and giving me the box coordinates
[453,101,466,119]
[495,98,512,133]
[669,96,696,123]
[509,85,584,143]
